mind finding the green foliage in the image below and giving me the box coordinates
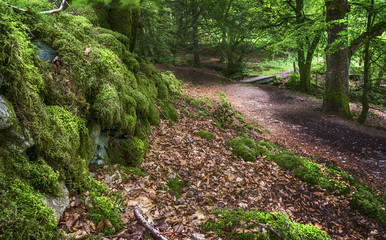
[228,137,269,162]
[285,72,300,91]
[0,181,62,240]
[204,208,331,240]
[196,130,214,140]
[167,176,187,198]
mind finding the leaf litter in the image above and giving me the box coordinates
[59,94,385,240]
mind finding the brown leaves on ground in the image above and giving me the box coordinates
[60,95,384,240]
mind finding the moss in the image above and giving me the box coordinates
[0,180,61,240]
[228,137,269,162]
[295,161,323,185]
[158,101,179,122]
[204,208,331,240]
[196,130,214,140]
[161,71,183,96]
[265,151,304,170]
[88,196,123,235]
[167,177,187,198]
[109,137,146,167]
[92,84,122,128]
[94,33,126,58]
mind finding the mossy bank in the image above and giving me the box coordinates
[0,1,181,238]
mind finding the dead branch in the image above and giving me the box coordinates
[4,0,68,14]
[134,208,168,240]
[40,0,66,14]
[251,220,283,240]
[5,3,28,12]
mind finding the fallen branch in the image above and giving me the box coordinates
[134,208,168,240]
[40,0,67,14]
[4,3,28,12]
[4,0,68,14]
[251,220,283,240]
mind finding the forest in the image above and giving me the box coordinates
[0,0,385,239]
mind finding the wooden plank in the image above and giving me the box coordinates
[239,75,276,83]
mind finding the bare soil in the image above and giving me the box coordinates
[156,62,386,192]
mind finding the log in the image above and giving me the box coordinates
[134,208,168,240]
[239,75,276,84]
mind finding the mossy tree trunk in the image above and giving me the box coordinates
[323,0,352,119]
[109,0,140,52]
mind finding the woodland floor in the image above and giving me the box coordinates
[156,59,386,193]
[60,59,385,240]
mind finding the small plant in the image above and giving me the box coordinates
[196,130,214,140]
[167,176,187,198]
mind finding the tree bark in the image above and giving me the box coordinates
[358,0,375,123]
[323,0,352,119]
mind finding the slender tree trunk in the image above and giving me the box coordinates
[192,7,201,68]
[323,0,352,119]
[358,0,374,123]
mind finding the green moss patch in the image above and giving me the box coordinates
[204,208,331,240]
[167,176,187,198]
[196,130,214,140]
[228,137,269,162]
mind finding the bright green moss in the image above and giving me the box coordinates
[109,137,146,167]
[88,196,123,235]
[95,33,126,58]
[228,137,269,162]
[161,71,183,96]
[0,180,61,240]
[148,104,160,126]
[196,130,214,140]
[204,208,331,240]
[157,82,169,100]
[265,151,304,170]
[92,84,122,128]
[158,101,179,122]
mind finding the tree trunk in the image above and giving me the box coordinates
[192,10,201,68]
[358,0,375,123]
[323,0,352,119]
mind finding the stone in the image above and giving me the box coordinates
[44,182,69,223]
[0,95,13,129]
[192,233,206,240]
[31,40,58,62]
[88,121,109,166]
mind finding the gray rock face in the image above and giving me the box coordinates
[0,95,12,129]
[0,95,35,152]
[88,121,108,166]
[31,40,58,62]
[43,182,69,223]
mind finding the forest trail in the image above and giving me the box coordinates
[156,64,386,192]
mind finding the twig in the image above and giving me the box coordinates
[250,220,283,240]
[134,208,168,240]
[5,3,28,12]
[40,0,66,14]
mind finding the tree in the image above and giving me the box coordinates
[208,0,263,76]
[323,0,352,118]
[285,0,323,93]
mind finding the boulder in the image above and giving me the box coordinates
[43,182,69,223]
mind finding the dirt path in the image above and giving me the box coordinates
[156,64,386,192]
